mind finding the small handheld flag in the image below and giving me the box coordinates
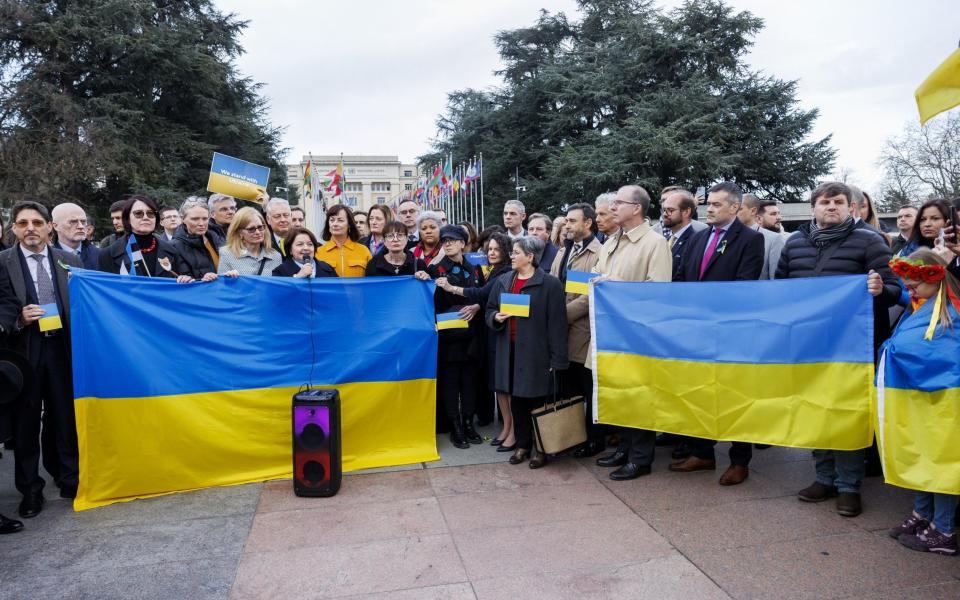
[465,252,489,267]
[565,270,591,295]
[436,312,469,330]
[500,293,530,318]
[38,303,62,332]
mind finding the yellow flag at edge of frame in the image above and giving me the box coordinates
[916,48,960,124]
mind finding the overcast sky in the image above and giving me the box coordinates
[220,0,959,191]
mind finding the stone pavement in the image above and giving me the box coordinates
[0,426,957,599]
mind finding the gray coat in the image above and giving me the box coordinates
[485,269,569,398]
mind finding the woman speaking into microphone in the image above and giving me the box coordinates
[273,228,337,278]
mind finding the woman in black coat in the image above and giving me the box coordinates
[365,221,430,277]
[98,195,178,278]
[171,198,225,282]
[272,228,337,278]
[485,236,568,468]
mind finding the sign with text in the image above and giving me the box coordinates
[206,152,270,203]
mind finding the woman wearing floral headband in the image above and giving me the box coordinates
[883,249,960,556]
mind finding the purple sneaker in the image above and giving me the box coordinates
[898,527,958,556]
[888,514,929,539]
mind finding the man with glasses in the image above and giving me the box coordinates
[158,205,180,242]
[207,193,237,238]
[592,185,672,481]
[0,201,83,518]
[397,199,421,250]
[51,202,100,270]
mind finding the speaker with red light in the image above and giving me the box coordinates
[292,389,341,497]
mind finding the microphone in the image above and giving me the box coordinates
[301,249,312,262]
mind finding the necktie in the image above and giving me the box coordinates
[31,254,56,305]
[699,228,723,280]
[669,236,677,250]
[568,242,581,267]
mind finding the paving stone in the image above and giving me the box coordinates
[339,583,477,600]
[453,516,675,580]
[231,534,468,599]
[427,459,595,496]
[246,497,448,553]
[77,556,239,600]
[470,555,730,600]
[257,470,434,514]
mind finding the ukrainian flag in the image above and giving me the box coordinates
[69,270,439,510]
[877,300,960,494]
[38,302,62,332]
[500,293,530,317]
[565,270,591,295]
[436,312,468,330]
[590,275,874,450]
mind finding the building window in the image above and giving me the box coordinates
[345,182,362,192]
[404,183,413,190]
[344,195,359,207]
[403,170,413,177]
[371,182,391,192]
[377,196,386,203]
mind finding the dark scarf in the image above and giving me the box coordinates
[808,216,856,248]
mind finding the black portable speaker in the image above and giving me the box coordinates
[292,389,341,497]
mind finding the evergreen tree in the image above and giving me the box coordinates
[422,0,834,218]
[0,0,286,223]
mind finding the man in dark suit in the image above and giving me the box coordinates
[661,189,702,282]
[1,201,83,518]
[51,202,101,270]
[670,182,764,486]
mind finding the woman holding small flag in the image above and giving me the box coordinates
[485,236,568,468]
[882,249,960,556]
[428,224,484,448]
[98,195,178,278]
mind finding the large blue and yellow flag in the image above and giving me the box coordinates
[876,300,960,495]
[70,270,438,510]
[590,275,874,450]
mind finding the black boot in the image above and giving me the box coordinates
[463,416,482,445]
[450,420,470,449]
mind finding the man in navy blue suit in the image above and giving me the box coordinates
[51,203,100,270]
[669,181,764,486]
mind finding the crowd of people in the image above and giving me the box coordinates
[0,181,958,557]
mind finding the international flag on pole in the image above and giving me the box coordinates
[876,298,960,494]
[123,236,147,277]
[302,160,313,205]
[916,47,960,124]
[441,156,453,190]
[590,275,874,450]
[565,270,592,295]
[436,312,469,330]
[500,293,530,318]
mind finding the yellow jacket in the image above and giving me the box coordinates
[316,238,372,277]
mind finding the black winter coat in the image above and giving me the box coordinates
[775,222,901,353]
[429,255,483,362]
[272,256,337,278]
[98,234,178,278]
[171,225,225,279]
[485,269,568,398]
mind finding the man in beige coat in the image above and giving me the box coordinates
[592,185,672,481]
[549,202,605,458]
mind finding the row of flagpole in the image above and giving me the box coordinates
[414,153,485,230]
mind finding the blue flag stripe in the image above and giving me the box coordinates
[70,271,437,398]
[593,275,873,365]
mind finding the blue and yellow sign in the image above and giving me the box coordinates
[206,152,270,202]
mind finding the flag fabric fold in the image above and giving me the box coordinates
[590,275,875,450]
[916,47,960,124]
[69,270,439,510]
[876,300,960,494]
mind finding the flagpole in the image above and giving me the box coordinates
[339,152,344,205]
[479,152,485,229]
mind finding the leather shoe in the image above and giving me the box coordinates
[609,463,651,480]
[463,419,483,445]
[59,485,78,499]
[18,491,44,519]
[496,443,516,453]
[490,437,503,447]
[718,465,749,486]
[836,492,862,517]
[529,447,547,469]
[668,456,716,472]
[0,514,23,534]
[572,441,604,459]
[508,448,529,465]
[596,450,627,467]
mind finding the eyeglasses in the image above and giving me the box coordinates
[14,219,46,228]
[66,218,88,227]
[132,210,156,219]
[161,214,179,220]
[398,209,417,216]
[610,200,638,208]
[242,225,265,233]
[384,233,406,241]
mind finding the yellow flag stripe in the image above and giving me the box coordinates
[916,48,960,124]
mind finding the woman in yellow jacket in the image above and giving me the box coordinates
[315,204,372,277]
